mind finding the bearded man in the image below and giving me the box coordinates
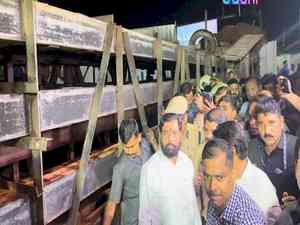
[139,113,202,225]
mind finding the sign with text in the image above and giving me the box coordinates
[223,0,258,5]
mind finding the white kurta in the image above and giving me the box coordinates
[237,160,279,215]
[139,150,202,225]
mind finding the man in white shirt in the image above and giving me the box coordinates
[139,113,202,225]
[213,121,279,216]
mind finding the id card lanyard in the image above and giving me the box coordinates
[260,133,287,172]
[283,133,287,171]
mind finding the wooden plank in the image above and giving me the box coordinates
[67,22,115,225]
[180,48,186,84]
[115,26,124,154]
[123,31,159,152]
[16,137,51,151]
[204,53,209,75]
[208,54,212,75]
[25,95,45,225]
[196,51,201,90]
[173,47,181,95]
[20,0,45,224]
[185,49,191,80]
[154,38,163,124]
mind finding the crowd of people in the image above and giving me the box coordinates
[103,70,300,225]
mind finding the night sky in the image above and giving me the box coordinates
[41,0,300,40]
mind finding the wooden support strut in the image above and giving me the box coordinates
[173,46,182,96]
[16,137,52,151]
[185,49,191,80]
[67,22,115,225]
[180,48,186,84]
[115,26,125,155]
[204,52,210,75]
[20,0,46,224]
[154,37,164,125]
[196,51,201,90]
[123,31,159,152]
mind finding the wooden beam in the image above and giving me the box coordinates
[173,46,181,95]
[20,0,45,224]
[204,53,209,75]
[196,51,201,90]
[123,31,159,152]
[209,55,213,75]
[185,49,191,80]
[67,22,115,225]
[25,94,45,225]
[180,48,186,84]
[115,26,125,155]
[154,38,164,124]
[16,137,51,151]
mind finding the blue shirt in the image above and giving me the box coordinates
[280,65,290,76]
[207,185,266,225]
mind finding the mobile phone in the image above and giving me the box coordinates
[201,92,213,103]
[280,78,292,93]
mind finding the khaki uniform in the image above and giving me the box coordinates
[181,114,206,175]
